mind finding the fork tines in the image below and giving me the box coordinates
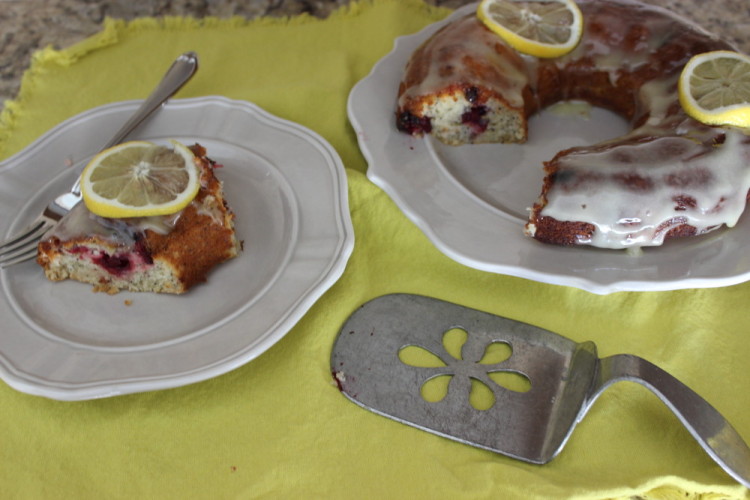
[0,220,50,268]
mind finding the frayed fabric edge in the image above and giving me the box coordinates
[0,0,449,158]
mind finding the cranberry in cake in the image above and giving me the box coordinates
[37,143,241,294]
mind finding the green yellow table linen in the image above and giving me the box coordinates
[1,1,749,498]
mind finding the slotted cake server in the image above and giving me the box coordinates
[330,294,750,487]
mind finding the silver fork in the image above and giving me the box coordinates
[0,51,199,268]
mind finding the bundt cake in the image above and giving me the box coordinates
[396,0,750,248]
[37,144,241,294]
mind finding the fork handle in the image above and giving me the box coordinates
[586,354,750,487]
[68,51,199,197]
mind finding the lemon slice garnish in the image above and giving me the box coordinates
[81,140,200,218]
[678,50,750,128]
[477,0,583,59]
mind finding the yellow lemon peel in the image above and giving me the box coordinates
[678,50,750,129]
[477,0,583,59]
[81,140,200,218]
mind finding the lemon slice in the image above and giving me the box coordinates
[678,50,750,128]
[81,140,200,218]
[477,0,583,58]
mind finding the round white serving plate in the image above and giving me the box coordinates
[348,3,750,295]
[0,96,354,400]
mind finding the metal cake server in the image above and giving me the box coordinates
[330,293,750,487]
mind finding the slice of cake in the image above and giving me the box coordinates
[37,144,241,294]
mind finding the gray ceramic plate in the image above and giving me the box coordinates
[0,96,354,400]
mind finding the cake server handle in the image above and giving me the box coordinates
[584,354,750,488]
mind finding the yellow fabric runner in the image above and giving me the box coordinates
[1,1,749,498]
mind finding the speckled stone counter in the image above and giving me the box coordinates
[1,0,749,107]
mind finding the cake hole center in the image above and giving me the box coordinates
[432,101,631,221]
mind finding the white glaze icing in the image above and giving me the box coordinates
[46,200,182,246]
[398,15,529,108]
[543,131,750,247]
[397,0,747,248]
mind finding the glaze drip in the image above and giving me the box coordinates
[396,0,748,248]
[46,200,183,246]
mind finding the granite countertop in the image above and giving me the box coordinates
[1,0,749,109]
